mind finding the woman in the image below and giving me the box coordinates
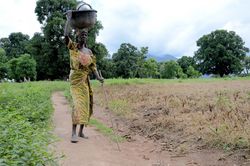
[64,12,104,143]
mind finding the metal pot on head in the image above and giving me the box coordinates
[69,2,97,30]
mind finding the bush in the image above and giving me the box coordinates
[0,48,8,80]
[186,66,201,78]
[0,81,69,165]
[7,54,37,82]
[160,60,186,79]
[0,63,8,80]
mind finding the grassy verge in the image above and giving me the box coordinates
[89,118,125,142]
[91,76,250,86]
[0,81,68,165]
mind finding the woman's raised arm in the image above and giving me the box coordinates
[64,11,72,45]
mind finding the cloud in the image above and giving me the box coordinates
[89,0,250,57]
[0,0,249,57]
[0,0,41,38]
[222,21,250,48]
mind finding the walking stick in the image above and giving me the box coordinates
[98,70,121,152]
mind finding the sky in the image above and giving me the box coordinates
[0,0,250,58]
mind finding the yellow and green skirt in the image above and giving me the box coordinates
[70,70,93,125]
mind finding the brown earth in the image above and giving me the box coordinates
[52,91,242,166]
[94,80,250,164]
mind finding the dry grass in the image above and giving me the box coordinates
[108,99,132,118]
[94,79,250,152]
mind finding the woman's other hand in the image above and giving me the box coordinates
[97,77,104,84]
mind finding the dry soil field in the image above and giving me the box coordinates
[94,78,250,164]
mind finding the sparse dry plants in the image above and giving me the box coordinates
[94,79,250,153]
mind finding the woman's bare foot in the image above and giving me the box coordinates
[78,133,88,139]
[71,134,78,143]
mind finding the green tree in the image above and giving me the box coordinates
[35,0,75,79]
[194,30,249,77]
[137,47,148,78]
[97,58,115,78]
[0,32,29,59]
[243,56,250,75]
[16,54,37,81]
[142,58,159,78]
[26,33,49,80]
[35,0,76,24]
[0,48,7,63]
[177,67,187,79]
[177,56,196,73]
[112,43,147,78]
[7,54,37,82]
[160,60,186,79]
[0,48,8,80]
[186,66,201,78]
[0,38,10,50]
[0,65,8,80]
[34,0,108,80]
[87,21,104,48]
[7,58,19,80]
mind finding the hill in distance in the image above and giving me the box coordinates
[147,54,177,62]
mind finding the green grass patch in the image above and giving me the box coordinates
[0,81,69,165]
[89,118,125,142]
[208,124,250,151]
[90,76,250,86]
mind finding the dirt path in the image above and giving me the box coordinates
[52,92,238,166]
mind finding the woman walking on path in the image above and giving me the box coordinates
[64,7,103,143]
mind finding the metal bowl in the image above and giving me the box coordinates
[70,10,97,29]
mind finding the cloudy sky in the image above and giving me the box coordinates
[0,0,250,58]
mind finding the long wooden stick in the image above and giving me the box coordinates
[98,70,121,152]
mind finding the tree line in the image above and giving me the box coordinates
[0,34,201,81]
[0,0,250,82]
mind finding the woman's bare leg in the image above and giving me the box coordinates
[79,124,88,139]
[71,124,78,143]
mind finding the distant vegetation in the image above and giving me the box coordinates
[194,30,249,77]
